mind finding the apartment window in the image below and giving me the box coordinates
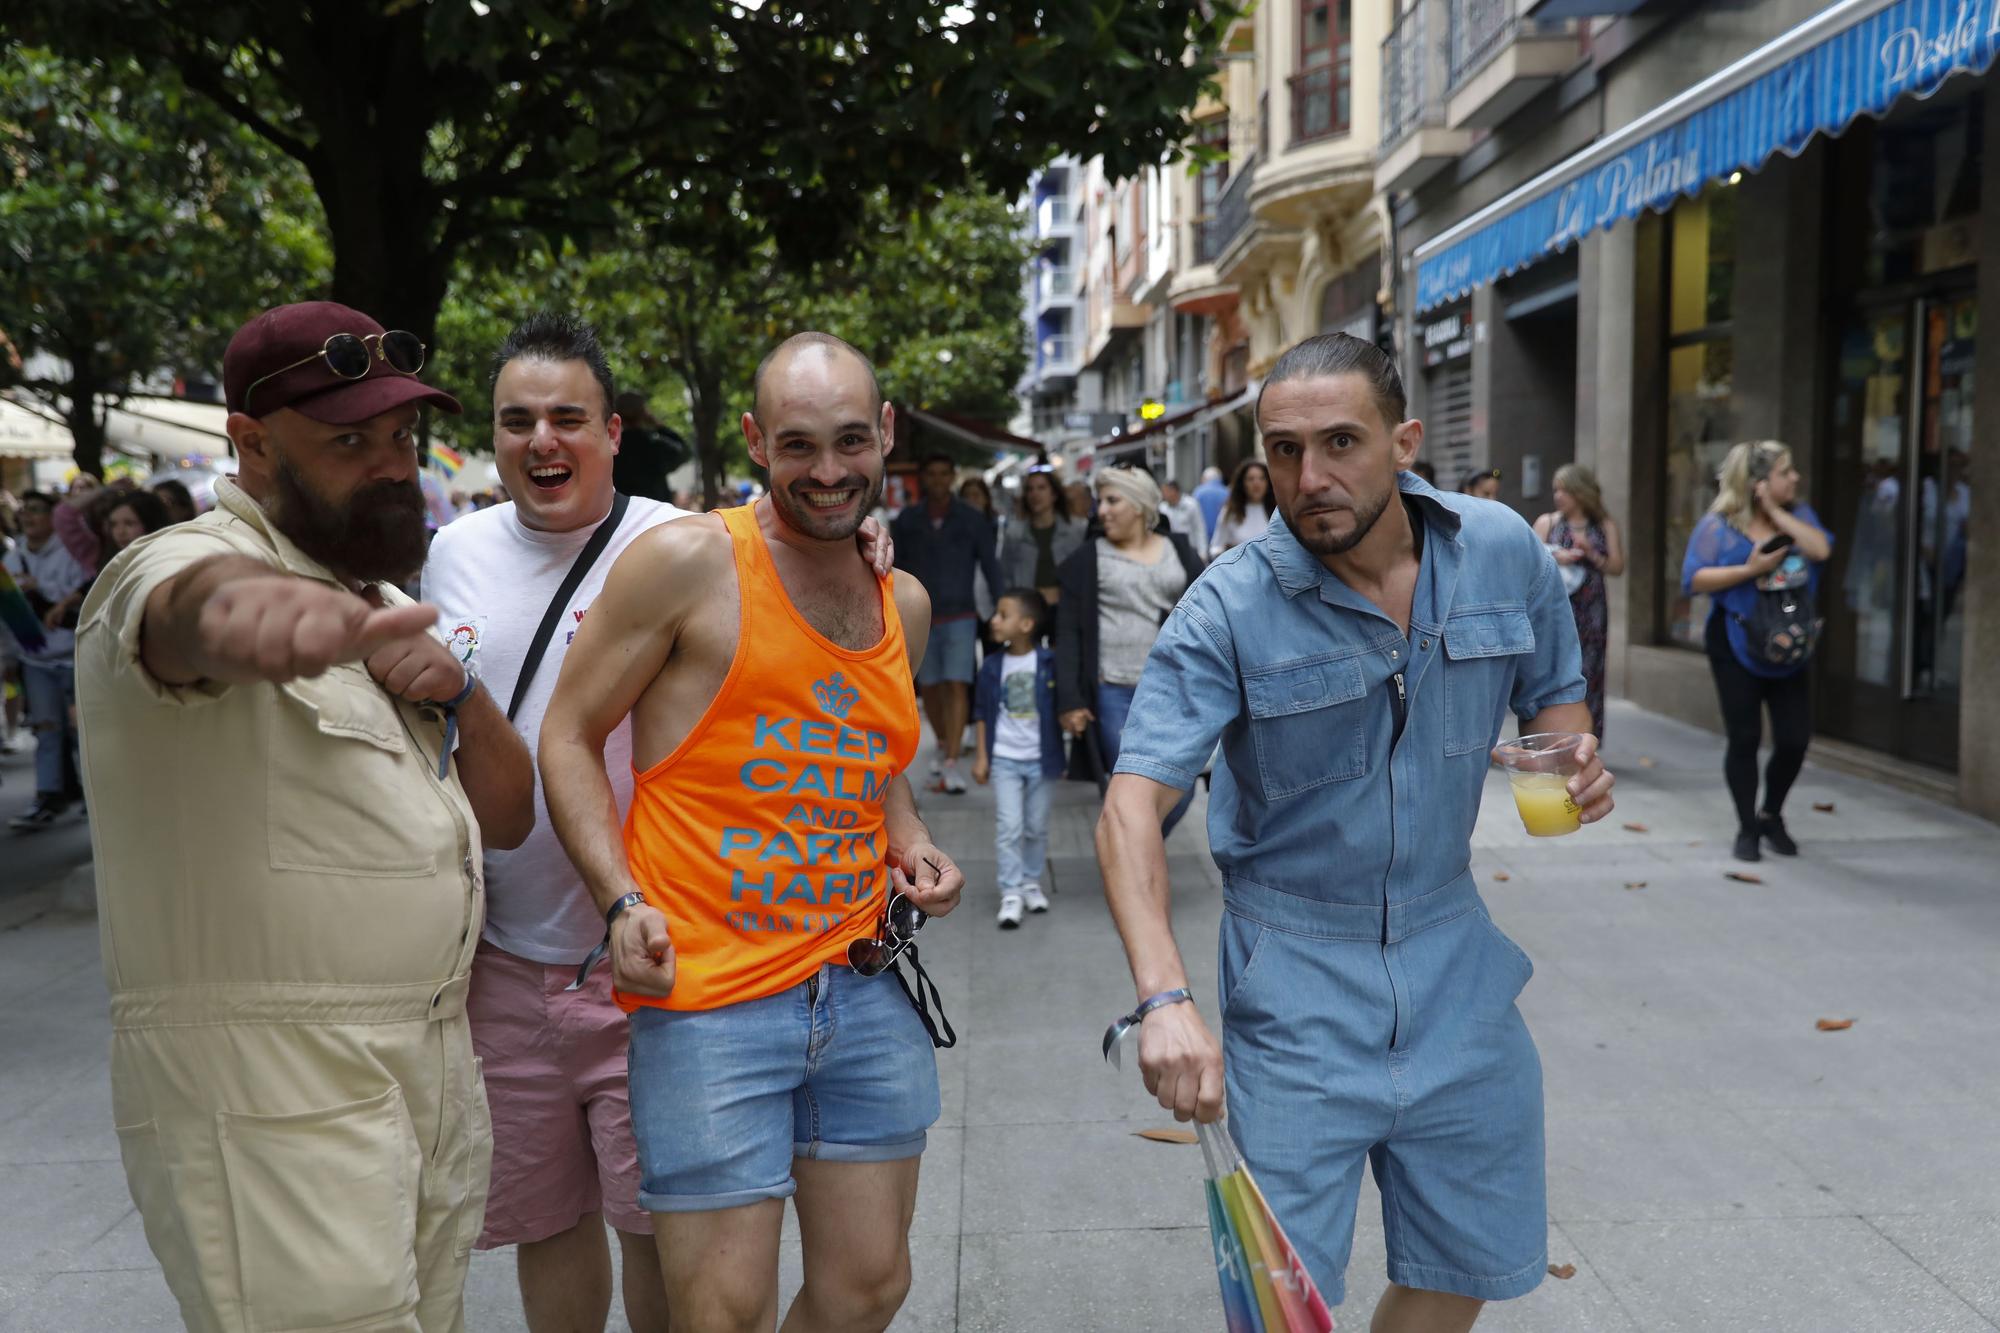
[1293,0,1352,143]
[1195,117,1229,264]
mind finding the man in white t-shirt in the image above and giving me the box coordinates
[423,313,684,1333]
[423,312,897,1333]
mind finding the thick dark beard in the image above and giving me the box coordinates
[772,470,885,543]
[271,455,430,584]
[1290,485,1395,558]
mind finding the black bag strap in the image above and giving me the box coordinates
[507,492,631,723]
[890,942,958,1049]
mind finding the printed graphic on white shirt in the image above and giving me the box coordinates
[993,653,1041,763]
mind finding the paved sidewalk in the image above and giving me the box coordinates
[2,700,1997,1330]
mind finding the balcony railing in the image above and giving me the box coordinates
[1381,1,1449,151]
[1034,195,1075,238]
[1037,336,1077,369]
[1449,0,1516,89]
[1290,65,1350,144]
[1036,265,1076,303]
[1204,156,1257,263]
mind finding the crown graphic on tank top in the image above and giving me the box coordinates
[812,672,861,719]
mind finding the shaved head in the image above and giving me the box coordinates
[753,332,882,421]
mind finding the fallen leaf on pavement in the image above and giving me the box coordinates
[1637,756,1658,768]
[1622,822,1649,833]
[1624,882,1647,890]
[1133,1128,1198,1144]
[1816,1018,1855,1032]
[1492,872,1511,882]
[1725,872,1763,884]
[1813,802,1836,813]
[1548,1263,1577,1280]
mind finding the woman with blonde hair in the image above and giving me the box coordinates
[1534,464,1624,739]
[1680,441,1833,862]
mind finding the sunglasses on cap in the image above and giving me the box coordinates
[846,890,927,977]
[244,330,427,413]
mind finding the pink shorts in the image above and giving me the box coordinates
[467,938,653,1245]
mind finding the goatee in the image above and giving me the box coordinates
[1291,487,1394,558]
[271,456,430,585]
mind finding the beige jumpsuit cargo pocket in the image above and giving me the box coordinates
[217,1086,424,1331]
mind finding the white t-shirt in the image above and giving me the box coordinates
[422,495,690,964]
[993,650,1042,763]
[3,536,90,663]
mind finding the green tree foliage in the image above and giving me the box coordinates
[429,189,1028,507]
[4,0,1233,348]
[0,47,329,475]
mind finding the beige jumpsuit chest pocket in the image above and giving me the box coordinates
[217,1084,423,1332]
[269,667,438,878]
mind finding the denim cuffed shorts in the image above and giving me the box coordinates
[915,616,979,686]
[626,963,941,1213]
[1219,872,1547,1306]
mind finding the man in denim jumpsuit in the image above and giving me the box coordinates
[1098,334,1616,1332]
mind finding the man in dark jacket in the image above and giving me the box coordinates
[892,452,1003,793]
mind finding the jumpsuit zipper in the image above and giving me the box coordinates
[1384,668,1408,1045]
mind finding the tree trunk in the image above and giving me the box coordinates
[62,391,108,480]
[689,369,729,511]
[57,350,110,478]
[293,13,451,346]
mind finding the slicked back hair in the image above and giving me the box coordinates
[1256,333,1407,430]
[490,312,617,420]
[753,332,883,423]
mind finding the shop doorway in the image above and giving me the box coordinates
[1820,290,1974,769]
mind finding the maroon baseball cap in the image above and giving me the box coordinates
[223,301,461,423]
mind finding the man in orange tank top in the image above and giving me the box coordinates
[541,332,964,1333]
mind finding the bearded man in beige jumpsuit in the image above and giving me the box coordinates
[76,302,536,1332]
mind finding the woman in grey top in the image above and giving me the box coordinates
[1054,466,1203,831]
[999,469,1086,609]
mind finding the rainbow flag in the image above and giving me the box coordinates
[429,443,466,478]
[0,562,47,655]
[1198,1122,1335,1332]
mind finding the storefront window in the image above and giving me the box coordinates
[1660,180,1738,648]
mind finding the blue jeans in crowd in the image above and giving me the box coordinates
[990,754,1051,897]
[22,660,76,798]
[1095,682,1195,837]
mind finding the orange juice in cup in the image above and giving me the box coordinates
[1493,733,1586,837]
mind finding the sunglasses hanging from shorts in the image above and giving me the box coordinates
[848,889,957,1049]
[243,330,426,412]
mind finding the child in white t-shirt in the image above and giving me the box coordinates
[972,589,1063,929]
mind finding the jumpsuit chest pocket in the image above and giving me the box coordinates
[1441,605,1536,756]
[269,665,441,877]
[1243,657,1367,799]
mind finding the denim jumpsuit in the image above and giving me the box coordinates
[1114,474,1584,1304]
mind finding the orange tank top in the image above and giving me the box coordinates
[619,502,921,1013]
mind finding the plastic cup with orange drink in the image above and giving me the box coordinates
[1493,732,1587,837]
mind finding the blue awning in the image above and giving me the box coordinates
[1414,0,2000,312]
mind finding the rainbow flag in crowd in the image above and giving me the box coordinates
[0,562,47,656]
[429,443,465,478]
[1198,1122,1336,1333]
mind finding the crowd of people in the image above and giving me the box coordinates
[0,472,191,827]
[16,277,1848,1333]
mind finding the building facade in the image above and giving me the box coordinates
[1016,3,1401,493]
[1379,0,2000,815]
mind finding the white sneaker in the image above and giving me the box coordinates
[942,765,968,795]
[996,893,1024,929]
[1022,885,1050,913]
